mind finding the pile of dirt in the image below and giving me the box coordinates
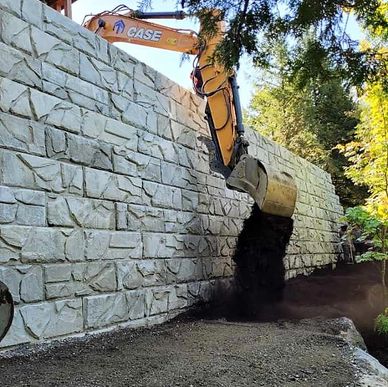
[205,259,388,367]
[0,318,365,387]
[217,204,388,368]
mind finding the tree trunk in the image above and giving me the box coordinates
[382,259,387,306]
[382,227,387,307]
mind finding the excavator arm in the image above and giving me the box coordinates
[83,7,297,218]
[84,7,243,169]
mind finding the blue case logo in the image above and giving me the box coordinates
[113,20,125,34]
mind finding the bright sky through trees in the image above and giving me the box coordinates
[72,0,363,109]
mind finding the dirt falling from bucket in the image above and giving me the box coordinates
[232,204,294,319]
[198,204,294,321]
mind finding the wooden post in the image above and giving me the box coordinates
[64,0,72,19]
[49,0,73,19]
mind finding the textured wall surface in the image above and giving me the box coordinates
[0,0,343,348]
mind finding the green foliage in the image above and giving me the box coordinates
[340,19,388,317]
[375,309,388,335]
[340,81,388,204]
[358,251,387,262]
[342,206,388,258]
[246,40,367,206]
[342,205,388,315]
[158,0,388,85]
[343,206,383,236]
[246,80,328,165]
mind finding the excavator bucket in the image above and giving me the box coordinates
[0,281,13,343]
[226,155,297,218]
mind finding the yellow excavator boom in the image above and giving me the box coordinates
[82,7,297,218]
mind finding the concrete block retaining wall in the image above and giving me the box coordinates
[0,0,343,348]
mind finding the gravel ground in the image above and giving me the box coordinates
[0,317,364,387]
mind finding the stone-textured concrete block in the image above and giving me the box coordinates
[0,77,31,118]
[0,10,32,54]
[166,258,203,283]
[0,298,83,347]
[118,204,164,232]
[168,284,188,310]
[21,227,66,263]
[0,43,42,88]
[145,288,169,316]
[85,231,142,260]
[0,76,82,133]
[31,28,80,76]
[0,0,22,17]
[85,168,142,204]
[161,162,200,190]
[47,196,115,229]
[21,0,43,29]
[44,264,72,283]
[171,120,197,149]
[80,54,117,93]
[82,110,139,149]
[0,186,46,226]
[42,63,110,110]
[45,127,113,170]
[142,233,204,258]
[0,265,43,304]
[0,308,29,347]
[113,149,161,181]
[20,299,83,339]
[31,89,82,133]
[143,182,182,210]
[117,261,144,290]
[0,226,85,264]
[84,290,145,328]
[1,150,83,195]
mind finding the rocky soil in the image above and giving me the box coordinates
[0,316,384,387]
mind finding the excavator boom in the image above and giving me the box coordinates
[83,8,297,218]
[84,12,199,55]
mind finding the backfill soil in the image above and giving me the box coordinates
[214,261,388,368]
[0,318,360,387]
[226,205,388,368]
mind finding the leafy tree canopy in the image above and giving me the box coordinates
[157,0,387,86]
[339,79,388,217]
[246,39,368,206]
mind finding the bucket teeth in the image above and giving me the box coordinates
[226,155,297,218]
